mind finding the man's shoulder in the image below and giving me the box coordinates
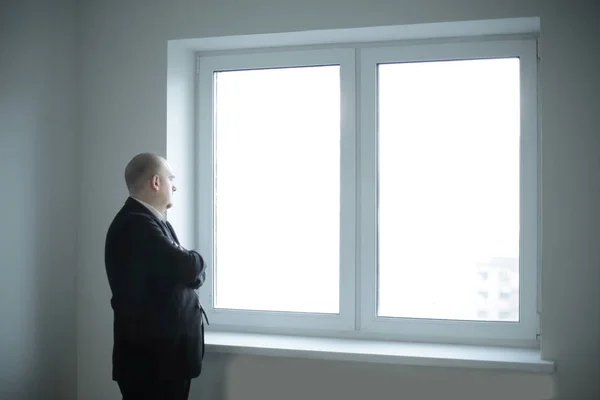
[106,201,156,235]
[110,208,157,230]
[105,210,162,257]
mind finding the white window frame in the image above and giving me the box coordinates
[197,48,357,332]
[196,37,539,346]
[358,39,539,344]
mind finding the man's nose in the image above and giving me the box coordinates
[173,185,177,192]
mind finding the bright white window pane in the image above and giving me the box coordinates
[214,66,340,313]
[378,58,520,322]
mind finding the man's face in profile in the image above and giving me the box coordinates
[158,160,177,211]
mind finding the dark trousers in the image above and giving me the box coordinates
[117,379,191,400]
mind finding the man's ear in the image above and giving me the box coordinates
[151,175,160,191]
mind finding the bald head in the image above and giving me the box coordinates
[124,153,165,195]
[124,153,177,213]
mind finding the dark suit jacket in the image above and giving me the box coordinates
[104,197,207,381]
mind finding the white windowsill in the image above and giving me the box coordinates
[205,331,554,373]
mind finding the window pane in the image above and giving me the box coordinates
[377,58,520,322]
[214,66,340,313]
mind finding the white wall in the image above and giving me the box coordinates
[78,0,600,399]
[0,0,78,399]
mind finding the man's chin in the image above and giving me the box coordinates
[166,202,173,210]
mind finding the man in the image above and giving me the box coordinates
[105,153,207,400]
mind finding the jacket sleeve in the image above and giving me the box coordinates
[188,271,206,289]
[128,213,206,285]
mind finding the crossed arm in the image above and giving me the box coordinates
[128,213,206,287]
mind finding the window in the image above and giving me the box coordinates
[376,57,521,322]
[197,38,539,345]
[213,65,341,314]
[198,49,356,331]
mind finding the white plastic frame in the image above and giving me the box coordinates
[197,48,357,331]
[358,39,539,344]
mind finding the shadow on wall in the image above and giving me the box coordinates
[32,67,78,400]
[0,1,77,399]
